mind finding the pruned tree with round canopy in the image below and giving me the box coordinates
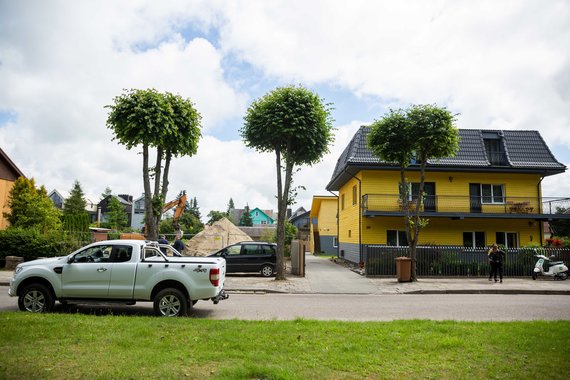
[106,89,201,240]
[368,104,459,281]
[241,85,334,280]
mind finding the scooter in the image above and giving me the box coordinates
[532,254,569,280]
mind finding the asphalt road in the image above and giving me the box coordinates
[2,287,570,321]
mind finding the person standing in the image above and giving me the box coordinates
[488,243,506,283]
[173,231,185,255]
[157,234,169,254]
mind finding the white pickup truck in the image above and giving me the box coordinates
[8,240,228,317]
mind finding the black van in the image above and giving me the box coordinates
[209,242,276,277]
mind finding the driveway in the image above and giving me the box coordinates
[305,254,378,293]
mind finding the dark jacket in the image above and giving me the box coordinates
[489,249,505,264]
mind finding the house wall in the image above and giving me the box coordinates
[311,198,338,255]
[337,169,544,263]
[0,179,14,229]
[361,217,540,247]
[250,208,274,225]
[361,170,540,196]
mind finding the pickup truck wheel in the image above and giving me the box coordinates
[18,284,55,313]
[261,264,274,277]
[154,288,188,317]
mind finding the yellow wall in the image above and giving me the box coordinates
[361,217,541,246]
[338,169,543,247]
[317,198,337,237]
[338,176,362,245]
[0,179,14,230]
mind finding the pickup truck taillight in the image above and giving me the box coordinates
[209,268,220,287]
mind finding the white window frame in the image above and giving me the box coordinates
[332,236,338,248]
[481,184,505,204]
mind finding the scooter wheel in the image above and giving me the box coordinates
[532,273,537,280]
[559,272,568,281]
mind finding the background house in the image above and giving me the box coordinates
[310,196,338,255]
[48,189,98,223]
[231,207,275,226]
[327,127,570,264]
[98,194,133,227]
[289,206,310,241]
[131,194,145,231]
[0,148,25,229]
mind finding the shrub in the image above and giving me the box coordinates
[0,228,82,267]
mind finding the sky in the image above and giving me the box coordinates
[1,0,569,220]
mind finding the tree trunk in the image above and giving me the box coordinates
[142,144,157,241]
[156,150,172,231]
[274,148,287,281]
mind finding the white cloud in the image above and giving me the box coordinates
[217,0,570,145]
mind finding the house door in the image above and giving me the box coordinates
[469,183,482,213]
[411,182,436,212]
[423,182,436,212]
[313,231,321,253]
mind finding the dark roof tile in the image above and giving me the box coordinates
[327,127,566,190]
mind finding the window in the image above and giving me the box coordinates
[387,230,408,246]
[333,236,338,247]
[226,245,241,256]
[261,245,275,255]
[242,244,259,255]
[481,184,504,204]
[73,245,113,263]
[113,246,133,263]
[463,232,485,248]
[341,194,345,210]
[352,185,358,206]
[255,211,259,216]
[496,232,518,248]
[348,230,351,238]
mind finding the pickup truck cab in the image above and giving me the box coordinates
[9,240,228,317]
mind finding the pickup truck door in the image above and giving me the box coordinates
[61,244,114,298]
[107,245,137,298]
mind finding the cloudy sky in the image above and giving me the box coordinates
[1,0,569,219]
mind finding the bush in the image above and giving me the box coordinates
[0,228,82,267]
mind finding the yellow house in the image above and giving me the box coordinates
[309,196,338,254]
[0,147,25,229]
[326,128,569,264]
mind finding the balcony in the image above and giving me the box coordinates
[362,194,570,219]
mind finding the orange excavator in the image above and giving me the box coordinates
[162,191,187,231]
[121,191,187,240]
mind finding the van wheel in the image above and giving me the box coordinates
[261,265,274,277]
[153,288,188,317]
[18,284,55,313]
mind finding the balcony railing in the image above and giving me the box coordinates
[362,194,570,216]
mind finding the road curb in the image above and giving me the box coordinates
[404,289,570,295]
[3,281,569,296]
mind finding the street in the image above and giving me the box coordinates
[2,287,570,321]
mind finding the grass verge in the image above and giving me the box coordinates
[1,313,569,379]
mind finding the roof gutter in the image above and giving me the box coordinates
[537,176,545,246]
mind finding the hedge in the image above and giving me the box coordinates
[0,228,89,268]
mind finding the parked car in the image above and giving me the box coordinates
[209,242,276,277]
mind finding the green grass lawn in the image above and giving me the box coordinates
[1,313,569,379]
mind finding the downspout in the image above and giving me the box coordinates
[327,190,339,258]
[344,169,362,265]
[537,176,544,246]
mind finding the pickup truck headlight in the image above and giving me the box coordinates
[14,266,23,275]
